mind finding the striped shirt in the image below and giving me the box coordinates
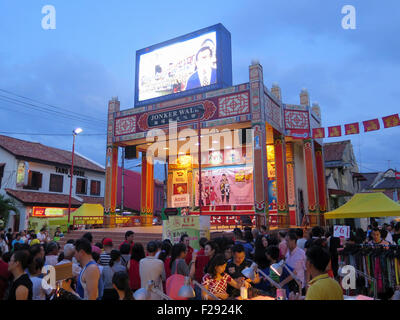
[99,253,111,266]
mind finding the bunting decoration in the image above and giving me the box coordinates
[309,113,399,139]
[328,125,341,137]
[363,119,380,132]
[344,122,360,135]
[382,114,400,128]
[312,128,325,139]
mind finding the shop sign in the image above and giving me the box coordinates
[55,166,85,177]
[147,105,205,127]
[32,207,65,217]
[171,194,190,207]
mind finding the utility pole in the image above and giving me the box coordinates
[121,147,125,211]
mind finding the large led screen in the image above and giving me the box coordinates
[138,32,217,101]
[135,24,232,106]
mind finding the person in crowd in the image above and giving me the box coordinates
[36,227,47,244]
[328,230,341,278]
[393,222,400,245]
[11,233,24,250]
[278,232,306,294]
[0,247,11,300]
[278,231,288,260]
[53,227,63,241]
[8,250,33,300]
[44,242,59,266]
[56,243,82,278]
[296,228,307,250]
[127,243,145,291]
[101,250,126,299]
[75,238,100,300]
[99,238,113,266]
[95,242,103,252]
[154,240,163,259]
[254,235,269,270]
[53,277,81,300]
[369,227,390,246]
[82,232,101,255]
[180,234,194,265]
[251,228,259,242]
[112,271,134,300]
[91,251,104,299]
[224,245,233,261]
[194,238,209,284]
[233,228,252,258]
[260,225,268,236]
[119,243,131,267]
[202,254,250,300]
[243,230,255,258]
[29,257,53,300]
[291,245,343,300]
[383,224,394,244]
[119,231,135,252]
[225,244,260,298]
[0,233,8,254]
[139,241,165,300]
[158,240,172,280]
[201,241,218,282]
[170,243,196,279]
[29,234,40,246]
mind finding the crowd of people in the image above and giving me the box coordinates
[1,220,399,300]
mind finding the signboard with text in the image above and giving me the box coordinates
[334,225,350,239]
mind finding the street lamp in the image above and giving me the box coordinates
[67,128,83,227]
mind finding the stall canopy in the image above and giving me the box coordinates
[71,203,104,218]
[325,192,400,219]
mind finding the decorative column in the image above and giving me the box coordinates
[104,97,120,228]
[141,152,154,226]
[249,62,269,229]
[285,142,296,225]
[303,139,319,226]
[273,129,289,227]
[315,144,328,226]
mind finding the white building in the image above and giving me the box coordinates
[0,135,105,231]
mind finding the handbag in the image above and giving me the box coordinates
[166,259,189,300]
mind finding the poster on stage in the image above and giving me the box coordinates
[268,179,277,211]
[162,215,201,250]
[194,166,254,206]
[172,194,190,207]
[173,183,188,195]
[173,170,188,184]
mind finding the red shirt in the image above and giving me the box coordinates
[128,259,141,291]
[0,260,10,300]
[194,249,209,283]
[185,246,194,266]
[119,240,134,253]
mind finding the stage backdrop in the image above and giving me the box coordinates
[194,166,254,206]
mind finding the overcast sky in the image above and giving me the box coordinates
[0,0,399,179]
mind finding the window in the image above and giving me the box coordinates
[90,180,101,196]
[24,171,42,190]
[76,178,87,195]
[49,174,63,192]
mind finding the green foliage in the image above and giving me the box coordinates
[0,194,19,226]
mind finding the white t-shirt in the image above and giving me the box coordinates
[285,247,306,288]
[30,276,52,300]
[37,232,46,243]
[139,256,165,300]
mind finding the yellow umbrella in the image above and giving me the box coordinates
[325,192,400,219]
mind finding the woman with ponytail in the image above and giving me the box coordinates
[112,271,134,300]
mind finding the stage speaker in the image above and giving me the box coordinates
[125,145,138,159]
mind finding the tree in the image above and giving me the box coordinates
[0,194,19,227]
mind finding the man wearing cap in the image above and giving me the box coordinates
[99,238,113,266]
[56,243,82,278]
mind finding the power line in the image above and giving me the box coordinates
[0,88,106,123]
[0,95,106,126]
